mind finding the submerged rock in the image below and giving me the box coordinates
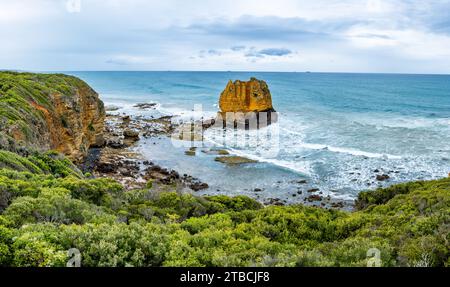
[376,174,390,181]
[201,148,230,155]
[214,156,257,165]
[134,103,157,110]
[185,147,196,156]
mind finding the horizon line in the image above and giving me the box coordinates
[2,69,450,76]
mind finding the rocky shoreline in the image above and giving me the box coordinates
[82,110,210,193]
[79,105,353,210]
[2,72,449,267]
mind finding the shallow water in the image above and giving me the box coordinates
[68,71,450,202]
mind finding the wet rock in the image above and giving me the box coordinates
[123,129,139,140]
[201,148,230,155]
[331,202,345,208]
[134,103,157,110]
[297,179,307,184]
[376,174,390,181]
[96,161,117,173]
[185,147,197,156]
[307,188,320,193]
[122,115,131,124]
[214,156,257,165]
[95,112,212,192]
[189,182,209,191]
[265,198,284,206]
[307,194,323,202]
[202,118,216,129]
[107,141,126,149]
[105,105,120,111]
[144,165,180,185]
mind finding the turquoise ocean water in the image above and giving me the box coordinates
[68,72,450,202]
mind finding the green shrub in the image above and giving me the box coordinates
[0,149,448,267]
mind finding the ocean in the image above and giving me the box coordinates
[68,71,450,203]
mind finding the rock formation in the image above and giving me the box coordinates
[218,77,277,128]
[0,72,105,162]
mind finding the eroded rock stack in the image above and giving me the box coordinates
[0,72,105,162]
[218,77,277,128]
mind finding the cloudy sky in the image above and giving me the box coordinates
[1,0,450,73]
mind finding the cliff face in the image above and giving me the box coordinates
[0,72,105,162]
[217,78,277,128]
[219,77,275,113]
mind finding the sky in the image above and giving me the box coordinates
[1,0,450,73]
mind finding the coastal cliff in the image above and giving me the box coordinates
[0,72,448,267]
[0,72,105,162]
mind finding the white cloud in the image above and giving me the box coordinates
[1,0,450,73]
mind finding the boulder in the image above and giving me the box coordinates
[185,147,196,156]
[123,129,139,140]
[307,194,323,202]
[376,174,390,181]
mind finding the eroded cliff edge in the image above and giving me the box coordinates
[0,72,105,162]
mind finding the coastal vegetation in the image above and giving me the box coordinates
[0,72,448,267]
[0,150,448,267]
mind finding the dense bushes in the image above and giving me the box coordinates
[0,150,82,177]
[0,151,448,267]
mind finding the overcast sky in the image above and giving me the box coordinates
[1,0,450,73]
